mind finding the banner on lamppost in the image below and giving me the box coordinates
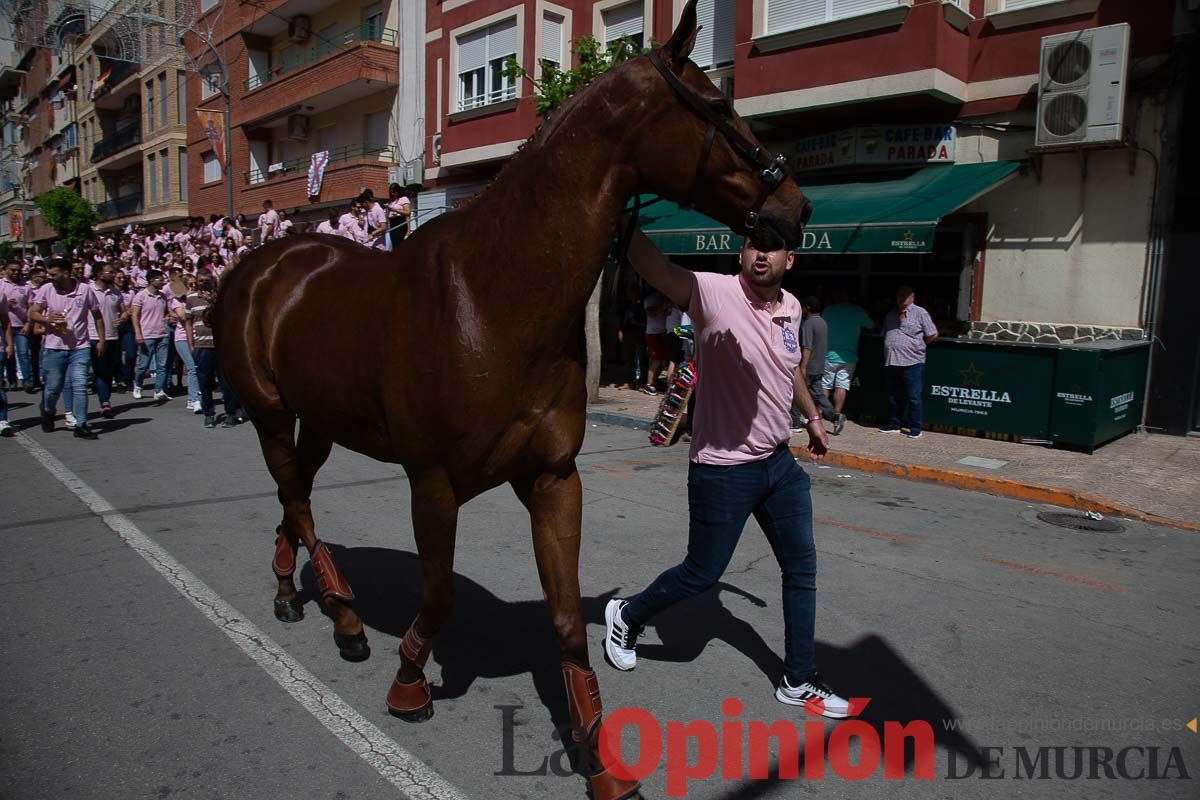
[7,210,22,241]
[196,108,226,166]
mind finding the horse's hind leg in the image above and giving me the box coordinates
[386,471,458,722]
[252,411,369,662]
[513,466,640,800]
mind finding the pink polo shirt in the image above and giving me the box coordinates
[88,284,122,341]
[31,281,98,351]
[687,272,804,466]
[0,279,29,329]
[169,297,189,342]
[131,288,169,338]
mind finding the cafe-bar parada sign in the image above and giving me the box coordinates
[790,125,956,171]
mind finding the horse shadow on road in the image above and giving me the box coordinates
[300,544,982,781]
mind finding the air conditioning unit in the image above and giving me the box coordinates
[286,114,310,140]
[403,158,424,189]
[1035,23,1130,149]
[288,15,312,43]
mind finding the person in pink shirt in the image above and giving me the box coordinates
[0,291,13,436]
[315,208,340,236]
[130,268,171,401]
[0,261,34,390]
[602,228,856,720]
[88,263,124,417]
[385,182,412,249]
[338,202,369,244]
[28,258,106,439]
[258,200,279,243]
[360,191,388,249]
[168,294,200,412]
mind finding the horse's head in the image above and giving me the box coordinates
[621,0,812,251]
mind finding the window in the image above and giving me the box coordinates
[160,148,169,203]
[765,0,897,34]
[364,110,389,153]
[158,73,167,127]
[178,148,187,200]
[603,2,643,49]
[148,154,158,206]
[202,150,221,183]
[361,2,384,42]
[317,124,337,153]
[200,0,217,11]
[176,71,186,124]
[200,67,221,99]
[248,140,269,184]
[541,12,564,69]
[145,79,155,132]
[457,18,518,111]
[692,0,736,69]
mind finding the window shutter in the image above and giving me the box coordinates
[603,2,643,44]
[766,0,825,33]
[541,12,564,65]
[458,28,487,73]
[487,18,518,59]
[832,0,894,19]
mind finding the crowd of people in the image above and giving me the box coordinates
[0,184,414,439]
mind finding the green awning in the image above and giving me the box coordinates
[640,161,1020,255]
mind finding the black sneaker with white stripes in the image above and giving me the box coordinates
[775,671,853,718]
[603,598,643,671]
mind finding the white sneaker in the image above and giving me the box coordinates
[132,385,143,399]
[64,411,77,429]
[0,420,12,437]
[154,391,171,401]
[603,598,641,672]
[776,672,854,719]
[193,402,204,414]
[185,400,198,412]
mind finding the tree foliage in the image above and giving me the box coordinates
[34,187,100,248]
[502,35,652,118]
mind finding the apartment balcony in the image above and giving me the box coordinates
[240,149,397,211]
[97,192,143,222]
[91,60,140,111]
[91,122,142,167]
[235,26,398,128]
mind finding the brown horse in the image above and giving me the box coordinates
[213,3,810,797]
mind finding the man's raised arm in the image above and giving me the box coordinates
[627,229,693,312]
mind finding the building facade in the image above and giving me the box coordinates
[420,0,1194,434]
[183,0,414,230]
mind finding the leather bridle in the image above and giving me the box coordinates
[646,49,791,233]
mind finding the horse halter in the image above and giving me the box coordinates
[647,49,791,233]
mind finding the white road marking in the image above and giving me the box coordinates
[15,432,469,800]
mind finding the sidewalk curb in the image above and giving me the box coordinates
[584,410,1198,533]
[797,448,1200,534]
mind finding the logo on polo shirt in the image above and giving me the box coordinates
[781,326,798,353]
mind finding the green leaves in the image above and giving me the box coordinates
[502,35,654,118]
[34,187,100,248]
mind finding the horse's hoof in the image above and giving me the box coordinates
[273,598,304,623]
[334,630,370,662]
[389,701,434,723]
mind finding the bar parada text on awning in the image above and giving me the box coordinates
[638,161,1021,256]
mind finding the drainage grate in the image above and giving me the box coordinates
[1036,511,1124,532]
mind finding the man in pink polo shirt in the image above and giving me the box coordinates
[603,229,855,719]
[28,258,106,439]
[130,268,171,401]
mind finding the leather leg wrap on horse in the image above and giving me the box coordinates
[310,540,355,602]
[399,624,433,670]
[272,526,297,578]
[386,669,433,721]
[561,662,641,800]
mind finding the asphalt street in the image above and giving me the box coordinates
[1,395,1197,800]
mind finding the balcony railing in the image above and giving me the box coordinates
[90,59,138,102]
[243,25,398,92]
[91,122,141,162]
[244,143,398,185]
[458,85,517,112]
[97,193,143,220]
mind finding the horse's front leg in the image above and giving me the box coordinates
[513,466,641,800]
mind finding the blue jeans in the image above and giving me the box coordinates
[42,347,90,423]
[174,339,199,404]
[91,339,120,406]
[7,332,32,385]
[623,444,818,684]
[118,323,137,383]
[885,363,925,431]
[134,336,169,394]
[193,347,241,416]
[0,380,7,422]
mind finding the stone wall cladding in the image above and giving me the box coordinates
[967,321,1145,344]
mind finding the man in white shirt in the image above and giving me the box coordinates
[275,209,293,238]
[315,208,340,236]
[258,200,279,244]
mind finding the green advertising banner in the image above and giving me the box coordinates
[648,224,938,255]
[922,342,1057,437]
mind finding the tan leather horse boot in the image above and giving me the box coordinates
[309,540,369,662]
[563,662,641,800]
[271,526,303,623]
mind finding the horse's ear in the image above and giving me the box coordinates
[664,0,700,65]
